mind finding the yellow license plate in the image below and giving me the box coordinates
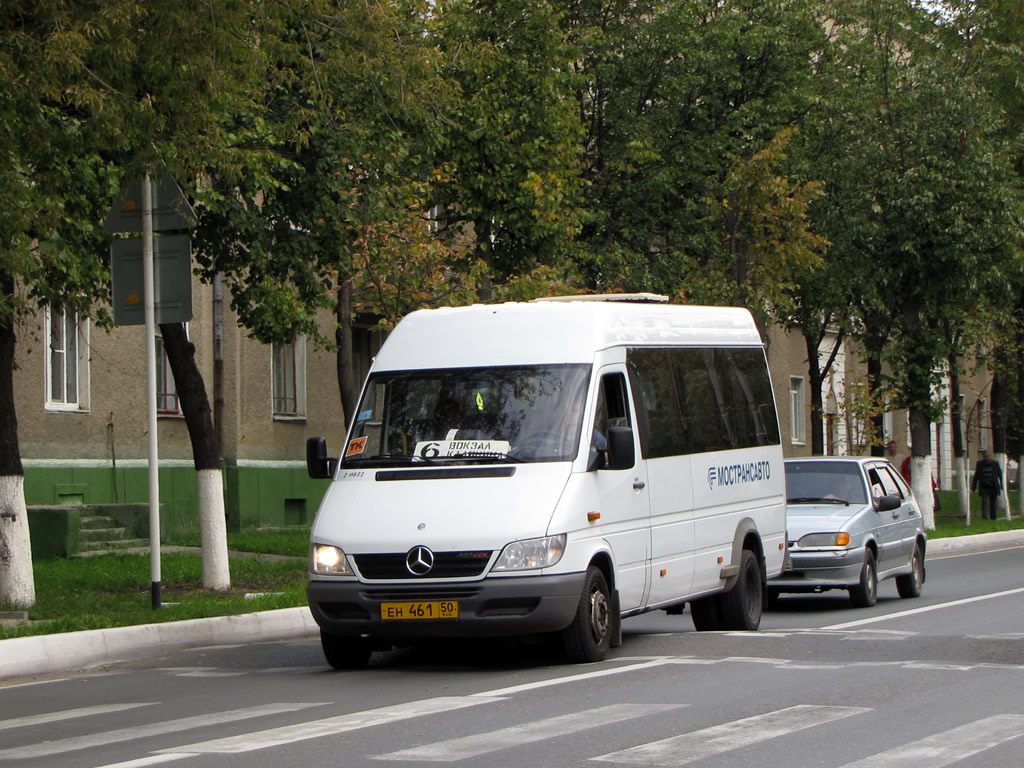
[381,601,460,621]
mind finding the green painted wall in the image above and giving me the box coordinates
[23,462,330,538]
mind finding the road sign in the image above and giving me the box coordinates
[110,234,193,325]
[104,176,197,234]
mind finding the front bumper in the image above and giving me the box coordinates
[307,572,587,639]
[769,548,864,591]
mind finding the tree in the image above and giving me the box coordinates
[805,0,1023,528]
[1,1,272,599]
[433,0,584,287]
[565,0,827,307]
[194,0,459,424]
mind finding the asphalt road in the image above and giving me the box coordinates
[1,544,1022,768]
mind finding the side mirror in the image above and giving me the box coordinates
[606,426,635,470]
[306,437,337,479]
[875,494,901,512]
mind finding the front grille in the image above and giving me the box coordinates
[362,587,482,601]
[353,551,493,580]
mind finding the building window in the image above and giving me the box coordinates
[789,377,806,445]
[45,305,89,411]
[273,338,306,418]
[155,334,180,414]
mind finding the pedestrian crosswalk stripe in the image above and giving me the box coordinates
[160,696,503,755]
[833,714,1024,767]
[592,705,872,765]
[0,702,321,761]
[0,703,156,732]
[374,703,684,762]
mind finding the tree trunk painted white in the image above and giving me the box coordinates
[0,475,34,607]
[198,469,230,591]
[995,451,1009,518]
[956,455,970,525]
[911,456,935,530]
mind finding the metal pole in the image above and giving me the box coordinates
[143,172,162,609]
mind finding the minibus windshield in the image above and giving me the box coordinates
[341,365,591,466]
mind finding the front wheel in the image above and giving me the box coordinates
[849,549,878,608]
[719,549,763,630]
[320,631,372,670]
[562,566,613,662]
[896,543,925,599]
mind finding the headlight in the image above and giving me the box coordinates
[798,532,851,548]
[311,544,354,576]
[492,534,566,571]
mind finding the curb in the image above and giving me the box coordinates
[2,532,1022,682]
[0,606,318,682]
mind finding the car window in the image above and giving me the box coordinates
[881,464,911,498]
[870,465,902,499]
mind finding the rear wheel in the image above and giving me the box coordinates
[563,566,613,662]
[896,543,925,599]
[689,595,723,631]
[320,631,373,670]
[849,550,878,608]
[719,549,763,630]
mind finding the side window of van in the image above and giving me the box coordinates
[626,349,686,459]
[627,346,780,458]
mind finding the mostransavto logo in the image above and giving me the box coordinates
[707,460,771,490]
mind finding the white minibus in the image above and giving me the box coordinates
[306,295,787,667]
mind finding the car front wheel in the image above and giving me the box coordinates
[896,543,925,599]
[849,549,878,608]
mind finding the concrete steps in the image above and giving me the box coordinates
[75,514,149,554]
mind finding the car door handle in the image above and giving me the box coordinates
[633,480,646,490]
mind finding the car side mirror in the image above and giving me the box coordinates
[306,437,337,479]
[605,426,635,470]
[875,494,900,512]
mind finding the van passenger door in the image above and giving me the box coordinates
[589,369,651,612]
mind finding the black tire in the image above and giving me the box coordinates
[689,595,723,631]
[849,549,878,608]
[896,543,925,599]
[562,566,613,663]
[719,549,763,630]
[320,631,372,670]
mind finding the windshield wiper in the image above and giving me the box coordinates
[787,496,850,505]
[435,453,528,464]
[342,454,439,467]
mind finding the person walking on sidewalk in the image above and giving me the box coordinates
[971,451,1003,520]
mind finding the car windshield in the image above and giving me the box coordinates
[785,461,868,505]
[340,364,591,467]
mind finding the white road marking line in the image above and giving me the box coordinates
[834,714,1024,767]
[95,754,200,768]
[374,703,684,762]
[470,657,680,697]
[0,703,156,732]
[592,705,871,765]
[824,587,1024,629]
[160,696,503,754]
[0,702,321,760]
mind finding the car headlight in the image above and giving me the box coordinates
[311,544,354,576]
[492,534,566,571]
[797,532,851,548]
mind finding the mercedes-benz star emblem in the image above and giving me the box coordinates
[406,546,434,576]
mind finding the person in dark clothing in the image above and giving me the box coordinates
[971,451,1003,520]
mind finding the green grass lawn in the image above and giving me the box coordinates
[3,501,1022,642]
[0,528,311,640]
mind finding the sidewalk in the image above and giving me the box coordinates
[2,531,1022,682]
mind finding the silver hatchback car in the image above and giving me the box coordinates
[769,457,927,607]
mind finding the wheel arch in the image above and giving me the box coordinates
[723,518,766,591]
